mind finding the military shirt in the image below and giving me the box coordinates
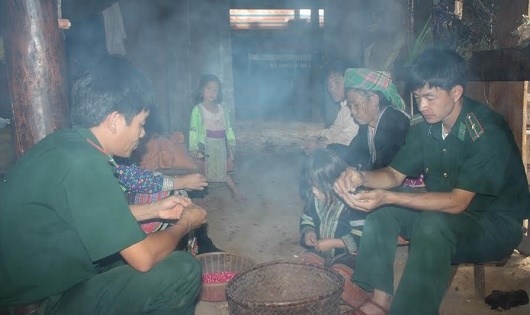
[391,97,529,221]
[0,128,146,305]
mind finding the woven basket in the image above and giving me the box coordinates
[226,261,344,315]
[197,252,256,302]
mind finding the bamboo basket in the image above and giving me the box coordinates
[226,261,344,315]
[197,252,256,302]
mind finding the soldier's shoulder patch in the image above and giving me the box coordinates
[464,112,485,141]
[410,114,425,126]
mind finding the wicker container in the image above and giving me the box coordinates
[197,252,256,302]
[226,261,344,315]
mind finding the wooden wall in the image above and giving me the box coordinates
[3,0,530,155]
[466,82,527,164]
[121,0,234,133]
[466,0,530,174]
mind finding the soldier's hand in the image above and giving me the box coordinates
[156,195,192,220]
[342,189,385,212]
[334,167,364,197]
[179,203,207,231]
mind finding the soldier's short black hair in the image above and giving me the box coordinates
[71,55,154,128]
[408,48,468,92]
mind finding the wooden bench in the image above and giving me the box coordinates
[449,256,511,299]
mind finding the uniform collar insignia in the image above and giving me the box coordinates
[464,112,484,141]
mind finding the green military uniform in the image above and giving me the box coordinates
[353,98,529,315]
[0,128,201,314]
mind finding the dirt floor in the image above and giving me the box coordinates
[194,148,530,315]
[1,124,529,314]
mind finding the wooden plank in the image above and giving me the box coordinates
[469,48,530,81]
[492,0,529,49]
[466,81,526,169]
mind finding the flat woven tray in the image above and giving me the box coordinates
[226,261,344,315]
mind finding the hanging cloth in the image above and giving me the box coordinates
[102,2,127,56]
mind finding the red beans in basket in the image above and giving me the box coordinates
[202,271,237,284]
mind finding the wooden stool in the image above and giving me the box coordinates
[449,256,511,299]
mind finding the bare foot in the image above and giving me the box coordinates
[355,299,389,315]
[397,235,409,246]
[232,192,247,202]
[355,290,391,315]
[341,283,373,309]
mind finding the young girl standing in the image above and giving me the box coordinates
[189,74,244,201]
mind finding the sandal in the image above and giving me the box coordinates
[353,299,389,315]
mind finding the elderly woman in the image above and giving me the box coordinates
[341,68,410,172]
[319,69,415,309]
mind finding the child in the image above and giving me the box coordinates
[189,74,244,201]
[115,163,221,255]
[298,148,366,308]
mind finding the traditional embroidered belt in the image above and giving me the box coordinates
[206,130,226,138]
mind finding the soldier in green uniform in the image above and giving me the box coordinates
[0,56,207,314]
[334,48,529,315]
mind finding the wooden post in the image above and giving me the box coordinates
[3,0,69,157]
[310,5,323,122]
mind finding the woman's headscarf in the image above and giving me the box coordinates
[343,68,406,112]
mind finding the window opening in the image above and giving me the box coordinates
[230,9,324,30]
